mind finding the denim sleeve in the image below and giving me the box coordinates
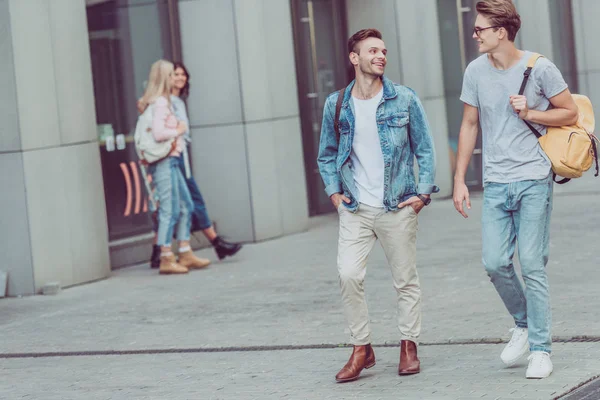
[408,91,440,195]
[317,95,342,197]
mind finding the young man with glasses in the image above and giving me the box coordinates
[318,28,438,383]
[453,0,578,379]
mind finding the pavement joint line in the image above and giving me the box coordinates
[1,336,598,359]
[553,374,600,400]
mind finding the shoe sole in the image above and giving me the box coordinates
[217,246,243,261]
[335,362,376,383]
[186,265,210,270]
[526,371,552,379]
[398,369,420,376]
[159,270,188,275]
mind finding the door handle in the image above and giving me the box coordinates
[306,92,319,99]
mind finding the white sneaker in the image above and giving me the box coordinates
[500,327,529,366]
[526,351,553,379]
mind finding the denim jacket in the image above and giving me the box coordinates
[317,76,439,212]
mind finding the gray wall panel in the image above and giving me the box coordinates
[234,0,299,122]
[245,120,284,240]
[0,0,21,152]
[179,0,243,127]
[0,153,34,296]
[9,0,61,150]
[49,0,97,145]
[22,143,110,291]
[514,0,554,59]
[273,117,309,235]
[189,124,254,242]
[245,117,309,240]
[421,98,452,197]
[395,0,445,99]
[23,146,74,290]
[64,143,111,285]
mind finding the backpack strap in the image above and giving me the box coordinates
[591,134,600,177]
[518,53,544,96]
[519,53,544,139]
[334,88,346,143]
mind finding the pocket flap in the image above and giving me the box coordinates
[386,115,409,127]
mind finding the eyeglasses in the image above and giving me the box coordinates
[473,25,502,37]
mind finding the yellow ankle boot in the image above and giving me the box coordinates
[178,250,210,270]
[159,253,189,275]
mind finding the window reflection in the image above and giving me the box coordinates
[86,0,178,240]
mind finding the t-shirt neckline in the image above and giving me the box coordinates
[485,50,529,74]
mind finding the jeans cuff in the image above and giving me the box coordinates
[351,335,371,346]
[530,345,551,354]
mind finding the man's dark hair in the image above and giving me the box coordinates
[347,28,383,54]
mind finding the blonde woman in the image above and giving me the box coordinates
[139,59,210,274]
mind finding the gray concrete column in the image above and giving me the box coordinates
[179,0,308,242]
[0,0,110,296]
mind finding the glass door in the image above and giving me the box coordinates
[291,0,349,216]
[86,0,180,241]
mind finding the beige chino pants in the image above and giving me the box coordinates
[337,202,421,345]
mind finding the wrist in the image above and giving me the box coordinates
[416,194,431,206]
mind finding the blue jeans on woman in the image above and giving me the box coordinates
[175,151,212,232]
[481,173,553,353]
[148,156,194,246]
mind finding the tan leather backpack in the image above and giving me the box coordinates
[520,53,599,184]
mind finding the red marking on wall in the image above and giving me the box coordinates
[120,163,132,216]
[130,162,142,215]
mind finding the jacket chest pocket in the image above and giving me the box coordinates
[385,114,409,147]
[338,121,351,146]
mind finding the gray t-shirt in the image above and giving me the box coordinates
[460,51,568,183]
[170,95,191,143]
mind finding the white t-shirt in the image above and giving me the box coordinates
[350,88,385,207]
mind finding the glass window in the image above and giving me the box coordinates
[291,0,349,215]
[86,0,180,240]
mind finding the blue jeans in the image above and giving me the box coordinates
[481,173,553,353]
[175,153,212,231]
[148,157,193,246]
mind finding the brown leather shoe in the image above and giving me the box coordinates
[178,250,210,270]
[398,340,420,375]
[335,344,376,383]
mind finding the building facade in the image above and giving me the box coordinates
[1,0,597,296]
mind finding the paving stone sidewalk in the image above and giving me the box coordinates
[0,192,599,399]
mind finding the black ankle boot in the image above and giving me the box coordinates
[212,236,242,260]
[150,245,161,269]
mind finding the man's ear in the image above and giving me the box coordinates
[349,52,359,66]
[498,27,507,40]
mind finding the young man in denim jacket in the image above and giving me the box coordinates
[317,28,438,383]
[453,0,578,379]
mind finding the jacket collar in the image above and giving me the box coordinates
[342,75,397,108]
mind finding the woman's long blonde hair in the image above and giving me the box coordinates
[138,59,174,112]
